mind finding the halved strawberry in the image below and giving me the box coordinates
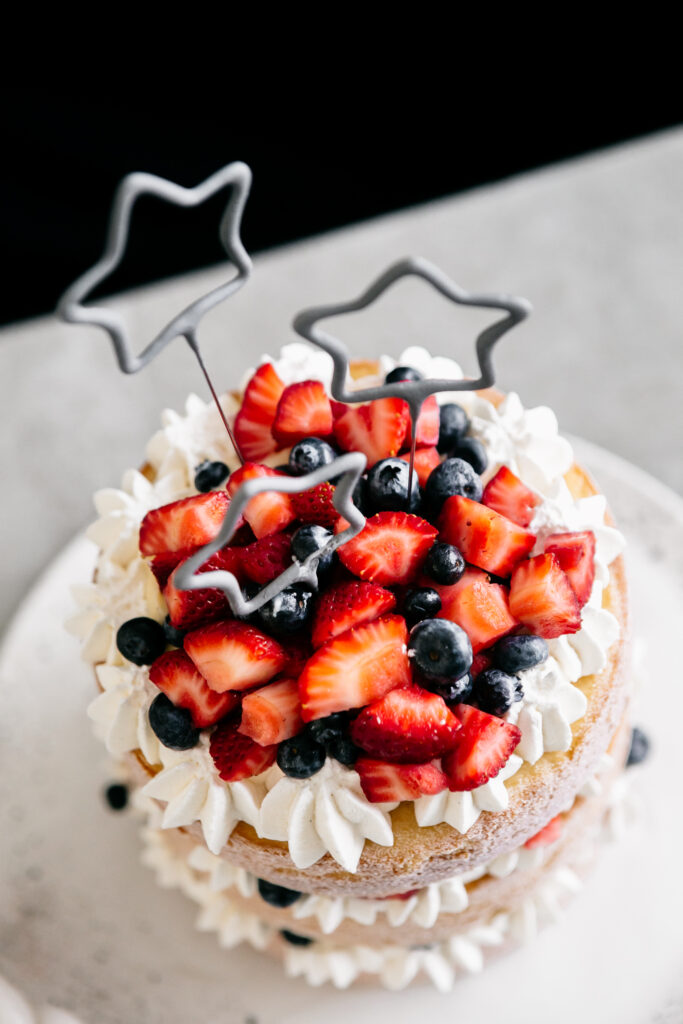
[239,677,303,746]
[184,620,287,693]
[291,482,338,528]
[404,395,440,447]
[398,446,441,487]
[271,380,333,444]
[482,465,540,528]
[356,758,448,803]
[240,533,293,584]
[311,580,397,648]
[333,398,409,468]
[164,547,244,630]
[524,814,564,849]
[278,637,314,679]
[226,463,295,539]
[149,649,238,728]
[435,567,518,653]
[139,492,230,557]
[439,495,536,577]
[544,531,596,607]
[209,717,277,781]
[442,703,521,791]
[337,511,437,585]
[351,685,462,763]
[233,362,286,461]
[509,554,581,638]
[150,548,194,589]
[299,615,411,721]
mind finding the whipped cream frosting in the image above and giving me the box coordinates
[68,343,625,870]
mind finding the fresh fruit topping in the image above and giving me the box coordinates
[385,365,424,383]
[272,380,333,445]
[257,879,302,907]
[233,362,286,461]
[626,726,651,767]
[437,403,469,453]
[104,782,129,811]
[403,587,442,627]
[311,580,396,648]
[351,474,371,516]
[442,704,521,791]
[524,815,563,849]
[494,634,548,674]
[405,395,440,447]
[544,531,596,607]
[150,549,193,589]
[257,584,315,637]
[306,712,359,766]
[184,620,287,693]
[227,463,295,539]
[209,717,277,781]
[116,617,166,666]
[449,436,488,475]
[422,672,474,704]
[409,618,473,681]
[279,637,314,679]
[164,547,244,630]
[149,649,239,728]
[436,567,518,653]
[482,466,540,528]
[239,677,303,746]
[280,930,315,946]
[509,554,582,639]
[351,685,462,763]
[291,481,339,528]
[424,457,483,513]
[148,692,200,750]
[356,758,448,803]
[337,511,437,585]
[470,651,493,678]
[334,398,409,468]
[424,540,465,585]
[277,729,326,778]
[299,615,411,721]
[163,615,186,649]
[366,457,421,513]
[471,668,523,716]
[291,524,335,575]
[398,446,441,487]
[194,460,230,493]
[439,495,536,577]
[240,533,293,585]
[139,491,230,557]
[326,733,359,766]
[289,436,337,476]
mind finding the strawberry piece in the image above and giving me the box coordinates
[240,533,293,584]
[377,890,420,901]
[544,531,596,607]
[164,547,244,630]
[356,758,448,803]
[509,553,582,639]
[470,651,493,678]
[337,511,437,585]
[435,567,518,653]
[351,685,462,763]
[233,363,286,461]
[443,703,521,791]
[439,495,536,577]
[482,465,541,528]
[291,482,338,528]
[398,446,441,487]
[405,395,440,447]
[184,620,287,693]
[150,548,194,589]
[311,580,397,648]
[226,463,295,539]
[149,649,238,728]
[299,615,411,721]
[139,492,230,557]
[272,380,333,444]
[239,677,303,746]
[333,398,409,468]
[209,717,277,781]
[278,637,314,679]
[524,814,564,849]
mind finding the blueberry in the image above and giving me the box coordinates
[472,669,523,716]
[257,878,302,907]
[424,542,465,585]
[494,634,548,674]
[421,673,473,704]
[403,588,442,627]
[306,713,348,746]
[449,437,488,475]
[385,365,424,384]
[274,463,297,475]
[289,437,337,476]
[148,693,200,750]
[194,460,229,492]
[326,734,359,767]
[424,457,483,513]
[116,617,166,666]
[280,929,314,946]
[277,731,326,779]
[367,457,421,513]
[238,581,263,625]
[258,584,314,636]
[163,615,186,649]
[104,782,129,811]
[626,726,651,767]
[291,524,334,575]
[409,619,473,680]
[352,475,371,516]
[437,403,469,453]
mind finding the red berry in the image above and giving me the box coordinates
[240,533,293,585]
[139,492,230,557]
[398,446,441,487]
[544,531,596,607]
[333,398,409,468]
[291,482,339,528]
[226,463,295,539]
[184,620,287,693]
[272,380,333,445]
[149,548,194,589]
[509,553,582,639]
[210,717,278,782]
[442,704,521,791]
[149,649,238,728]
[239,677,303,746]
[482,466,541,528]
[404,395,440,447]
[233,363,286,461]
[164,547,244,630]
[439,494,536,577]
[351,685,462,763]
[356,758,448,803]
[311,580,396,648]
[435,567,518,653]
[337,511,437,585]
[524,814,564,849]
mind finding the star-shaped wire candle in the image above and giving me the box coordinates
[172,452,367,616]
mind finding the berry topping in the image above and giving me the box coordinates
[356,758,448,803]
[385,365,424,383]
[104,782,129,811]
[164,547,244,630]
[544,530,596,607]
[334,397,410,468]
[438,495,536,577]
[307,712,350,746]
[227,463,295,539]
[139,491,230,557]
[291,524,335,575]
[149,549,192,589]
[337,511,437,585]
[272,380,333,445]
[494,634,548,674]
[239,677,303,746]
[233,362,286,461]
[408,618,473,680]
[626,726,651,767]
[289,436,337,476]
[449,436,488,475]
[509,554,582,639]
[398,446,441,487]
[437,403,469,453]
[299,615,411,721]
[351,685,462,763]
[470,651,493,678]
[422,672,474,704]
[424,540,465,585]
[524,815,564,849]
[436,567,518,653]
[279,636,314,679]
[280,930,314,946]
[240,533,293,585]
[257,584,314,637]
[311,580,396,648]
[405,395,440,447]
[471,668,523,716]
[326,733,359,766]
[148,693,200,750]
[149,649,239,728]
[291,481,339,528]
[424,457,483,513]
[482,465,540,528]
[194,460,230,493]
[442,704,521,791]
[209,717,278,782]
[184,620,287,693]
[116,617,166,666]
[277,730,326,778]
[163,615,186,648]
[403,587,442,627]
[257,879,302,908]
[367,457,421,513]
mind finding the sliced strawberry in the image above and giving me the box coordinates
[524,815,564,849]
[209,717,277,781]
[139,491,230,557]
[443,703,521,791]
[404,395,440,447]
[291,482,338,528]
[299,615,411,721]
[439,495,536,577]
[333,398,409,468]
[351,685,462,763]
[226,463,295,539]
[435,567,518,653]
[278,637,314,679]
[149,649,238,728]
[149,547,194,589]
[470,651,493,678]
[240,533,293,584]
[184,620,287,693]
[398,446,441,487]
[164,547,244,630]
[544,531,596,607]
[509,554,582,639]
[239,677,303,746]
[233,362,286,461]
[271,380,333,444]
[337,511,437,585]
[356,758,448,803]
[311,580,397,648]
[482,465,541,528]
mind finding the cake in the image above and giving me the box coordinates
[68,341,633,990]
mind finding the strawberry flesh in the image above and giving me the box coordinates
[210,717,278,781]
[544,531,596,607]
[509,553,582,638]
[139,492,230,557]
[311,580,397,648]
[272,380,333,444]
[149,649,238,728]
[439,494,536,577]
[233,362,286,461]
[524,814,564,849]
[337,511,437,585]
[482,465,540,528]
[398,446,441,487]
[404,395,440,447]
[356,758,448,803]
[435,567,518,653]
[150,548,194,589]
[239,677,303,746]
[334,398,409,468]
[227,463,295,539]
[351,685,462,763]
[442,703,521,791]
[184,620,287,693]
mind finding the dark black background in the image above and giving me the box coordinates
[2,94,680,326]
